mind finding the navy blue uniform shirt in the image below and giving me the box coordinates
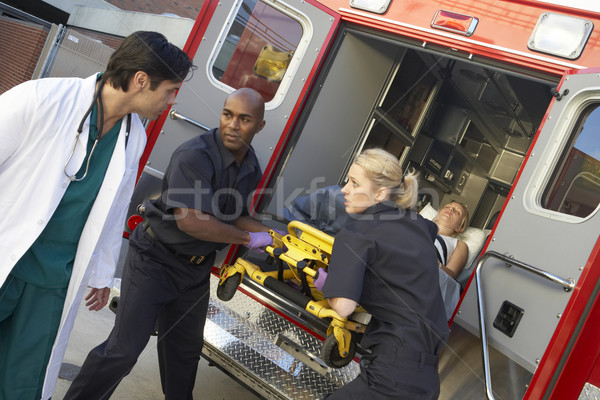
[322,202,449,355]
[144,128,262,256]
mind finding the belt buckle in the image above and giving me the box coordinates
[189,255,205,265]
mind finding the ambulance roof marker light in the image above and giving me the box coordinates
[349,0,392,15]
[431,10,479,37]
[527,12,593,60]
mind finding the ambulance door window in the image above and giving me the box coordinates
[541,103,600,217]
[210,0,303,103]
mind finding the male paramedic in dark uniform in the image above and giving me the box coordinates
[64,88,274,400]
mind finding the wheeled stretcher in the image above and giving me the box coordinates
[217,221,368,368]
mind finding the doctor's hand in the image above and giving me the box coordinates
[86,287,111,311]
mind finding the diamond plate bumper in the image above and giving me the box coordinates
[203,273,359,399]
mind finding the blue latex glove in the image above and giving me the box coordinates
[313,268,328,291]
[246,231,273,249]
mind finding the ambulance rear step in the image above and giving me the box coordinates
[202,273,359,399]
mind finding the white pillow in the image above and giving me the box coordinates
[419,203,488,268]
[456,227,489,268]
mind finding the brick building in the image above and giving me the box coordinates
[0,13,49,94]
[0,0,203,94]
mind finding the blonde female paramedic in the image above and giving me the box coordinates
[320,148,449,399]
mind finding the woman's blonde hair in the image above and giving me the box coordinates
[353,148,419,209]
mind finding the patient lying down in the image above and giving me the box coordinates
[432,201,469,279]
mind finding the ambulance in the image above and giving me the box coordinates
[125,0,600,398]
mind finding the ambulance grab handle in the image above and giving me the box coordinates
[169,109,210,132]
[475,250,575,400]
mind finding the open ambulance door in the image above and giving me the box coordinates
[455,68,600,400]
[131,0,340,246]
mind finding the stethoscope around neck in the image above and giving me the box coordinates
[64,78,131,182]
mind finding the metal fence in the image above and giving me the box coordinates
[36,26,114,79]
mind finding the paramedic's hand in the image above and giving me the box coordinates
[272,228,287,237]
[313,268,328,291]
[246,231,273,249]
[86,287,110,311]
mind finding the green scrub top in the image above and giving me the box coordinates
[12,100,121,289]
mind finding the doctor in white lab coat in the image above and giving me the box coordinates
[0,31,193,400]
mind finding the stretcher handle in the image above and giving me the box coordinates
[287,220,334,248]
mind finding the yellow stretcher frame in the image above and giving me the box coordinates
[217,221,366,368]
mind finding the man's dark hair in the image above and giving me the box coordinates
[102,31,194,91]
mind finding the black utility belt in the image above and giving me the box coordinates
[143,222,212,265]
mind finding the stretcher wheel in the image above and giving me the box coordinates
[217,272,241,301]
[321,333,356,368]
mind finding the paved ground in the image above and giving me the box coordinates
[53,287,261,400]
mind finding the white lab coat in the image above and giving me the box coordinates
[0,74,147,399]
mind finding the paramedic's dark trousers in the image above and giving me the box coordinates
[323,343,440,400]
[63,225,215,400]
